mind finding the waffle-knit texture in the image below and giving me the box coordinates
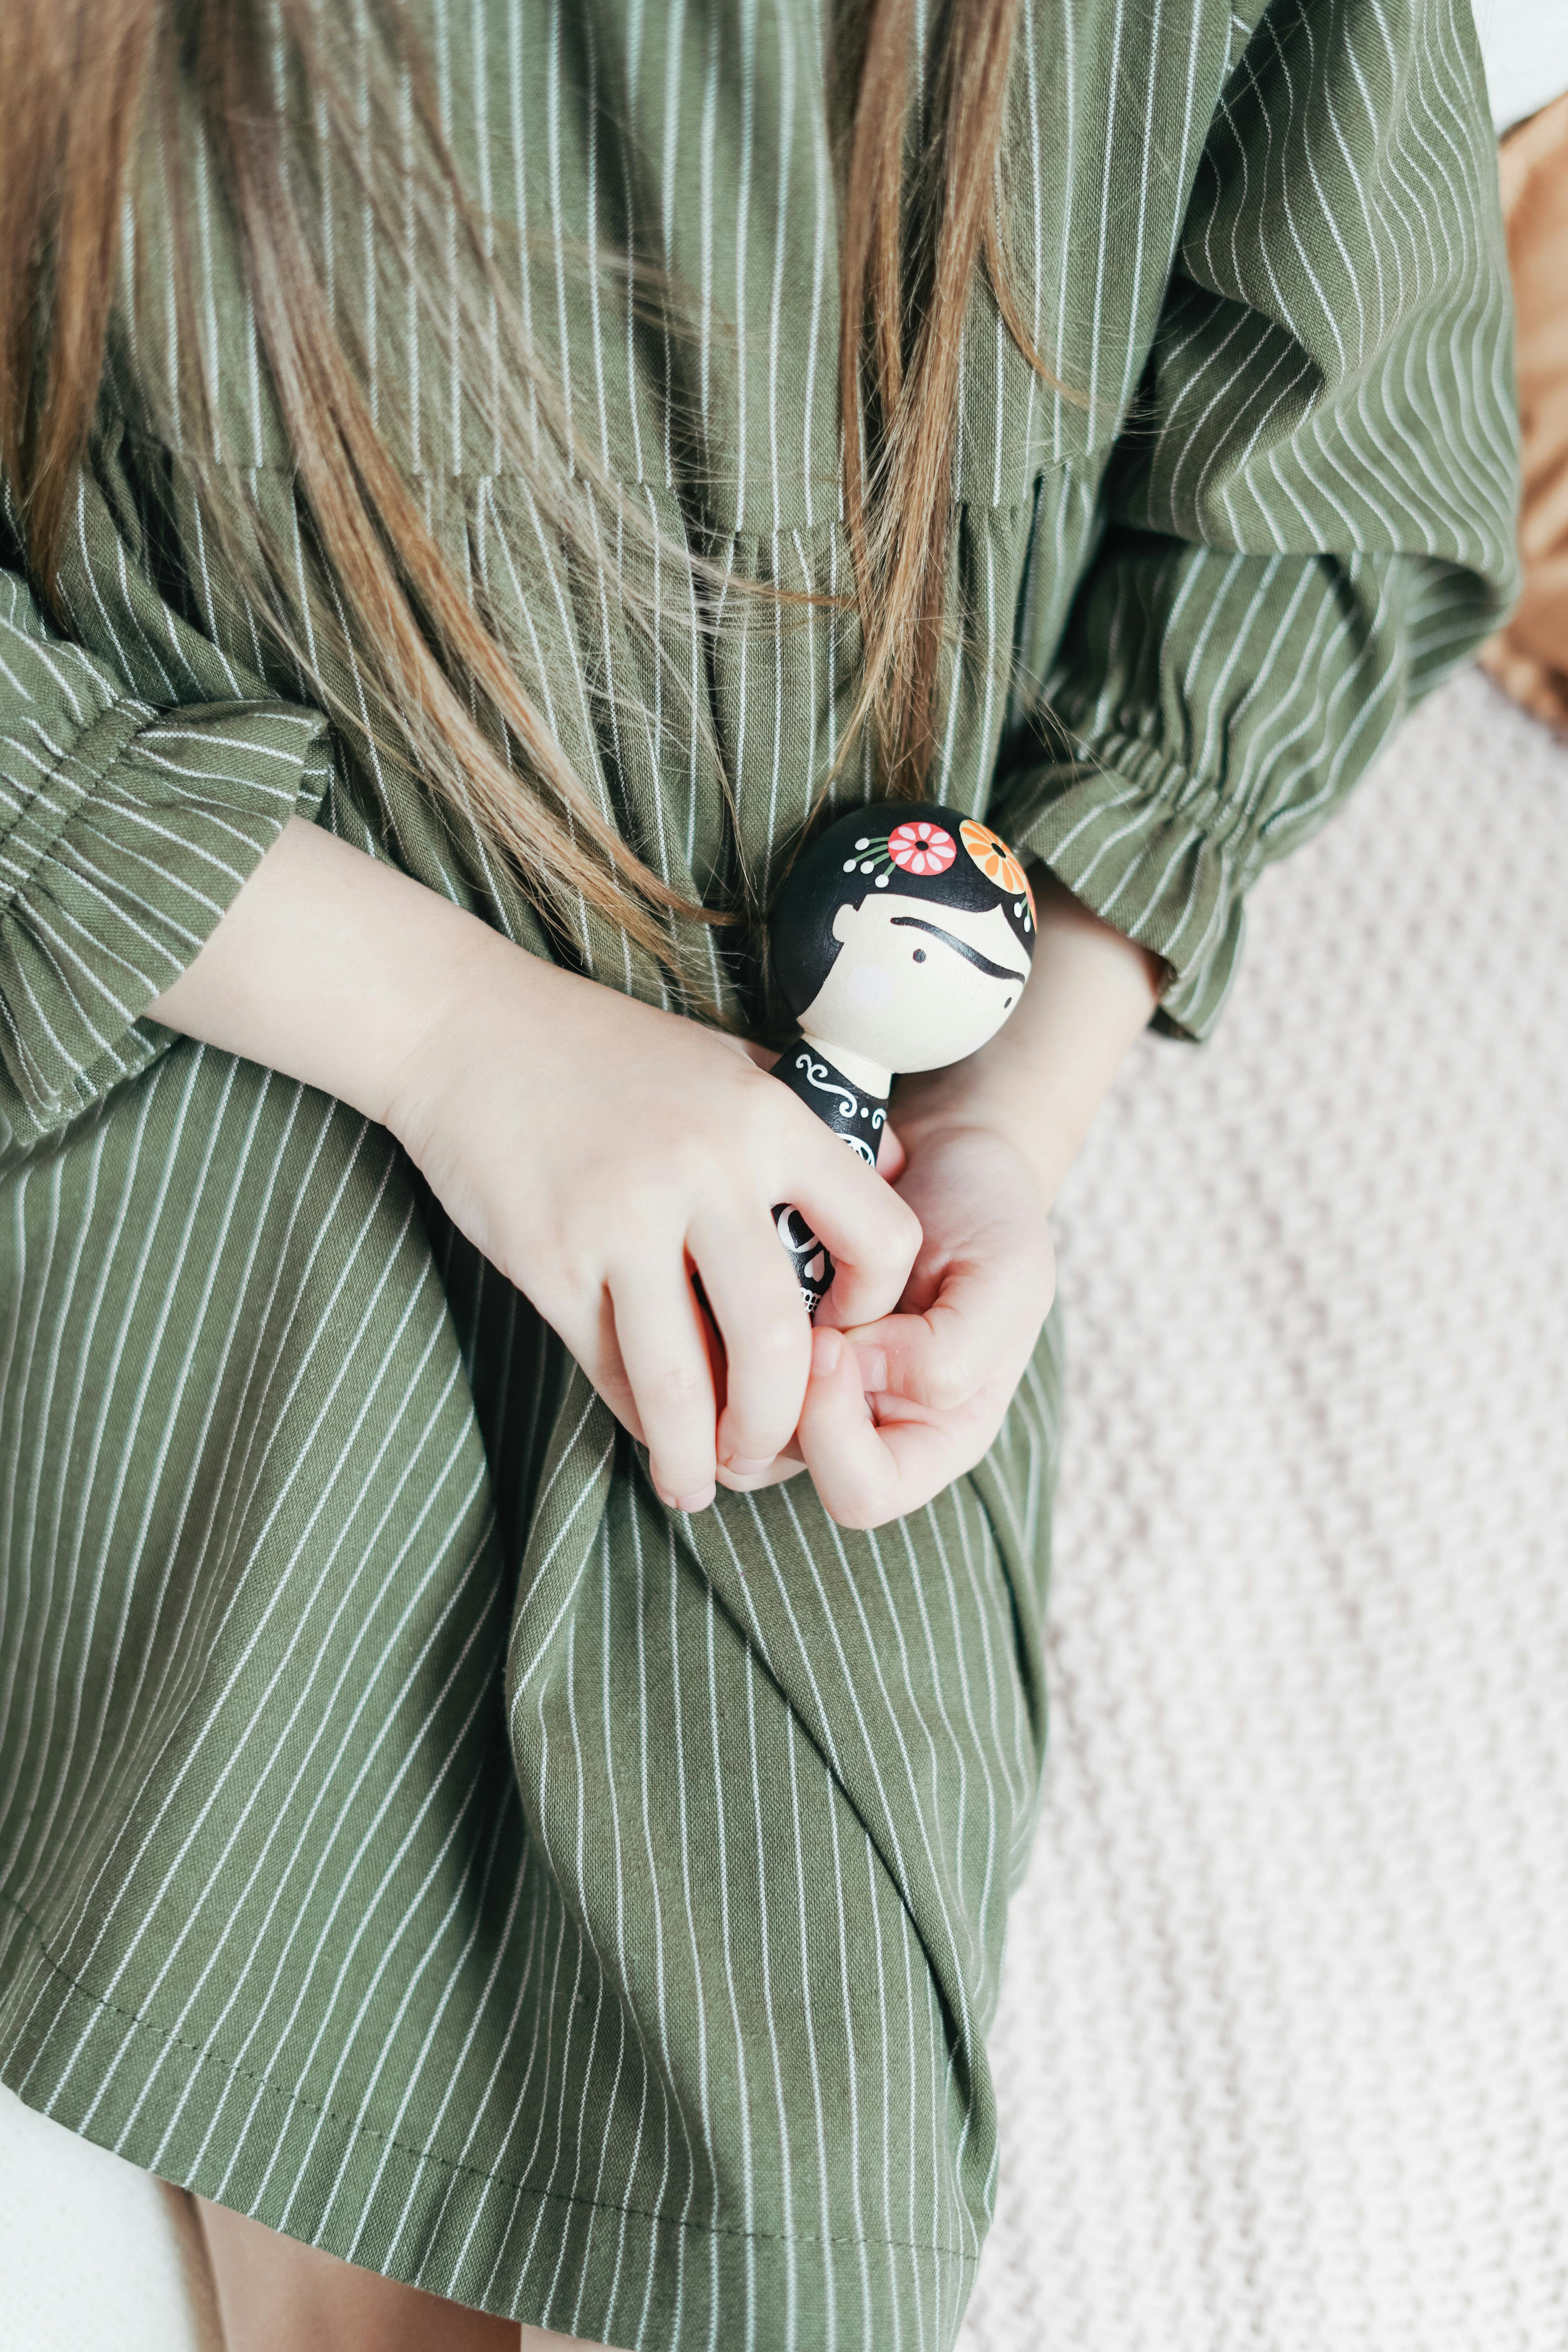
[960,666,1568,2352]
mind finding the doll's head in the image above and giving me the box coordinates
[771,805,1036,1078]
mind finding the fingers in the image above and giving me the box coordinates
[606,1261,720,1512]
[780,1136,923,1328]
[838,1264,1000,1413]
[715,1443,808,1493]
[551,1084,927,1513]
[688,1207,814,1476]
[839,1225,1054,1411]
[875,1121,907,1183]
[795,1327,969,1530]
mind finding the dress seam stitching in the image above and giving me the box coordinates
[0,1886,978,2266]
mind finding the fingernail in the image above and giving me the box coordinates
[722,1455,775,1477]
[855,1347,887,1393]
[668,1484,717,1514]
[813,1328,844,1377]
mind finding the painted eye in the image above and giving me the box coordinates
[1003,995,1013,1008]
[912,947,927,963]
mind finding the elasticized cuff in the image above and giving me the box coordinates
[0,697,333,1135]
[998,734,1252,1041]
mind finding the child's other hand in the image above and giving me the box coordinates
[385,951,922,1514]
[796,1117,1056,1528]
[788,863,1160,1529]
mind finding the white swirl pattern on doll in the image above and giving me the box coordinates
[789,1050,889,1140]
[791,1051,862,1122]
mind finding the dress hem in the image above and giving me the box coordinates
[0,1889,978,2347]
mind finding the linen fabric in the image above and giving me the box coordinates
[0,3,1517,2347]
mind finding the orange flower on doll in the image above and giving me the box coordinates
[960,818,1035,921]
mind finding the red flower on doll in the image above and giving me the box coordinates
[887,820,956,875]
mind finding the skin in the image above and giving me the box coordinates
[194,2196,593,2349]
[150,813,1161,2343]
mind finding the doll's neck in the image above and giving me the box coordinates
[799,1033,892,1102]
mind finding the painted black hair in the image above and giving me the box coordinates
[771,802,1037,1018]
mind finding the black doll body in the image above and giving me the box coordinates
[769,1047,890,1313]
[769,806,1036,1314]
[771,1045,889,1167]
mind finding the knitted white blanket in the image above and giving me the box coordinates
[4,664,1566,2349]
[959,666,1568,2352]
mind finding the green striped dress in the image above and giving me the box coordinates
[0,2,1516,2345]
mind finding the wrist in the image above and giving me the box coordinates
[892,1060,1065,1206]
[379,920,580,1154]
[375,913,512,1139]
[889,867,1161,1207]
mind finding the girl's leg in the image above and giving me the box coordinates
[195,2196,610,2351]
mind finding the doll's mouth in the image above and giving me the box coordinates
[889,916,1027,983]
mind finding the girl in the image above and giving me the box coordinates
[0,2,1516,2348]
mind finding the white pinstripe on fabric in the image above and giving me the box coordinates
[0,2,1515,2345]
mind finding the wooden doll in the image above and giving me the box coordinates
[769,805,1037,1312]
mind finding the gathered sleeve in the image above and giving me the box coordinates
[997,0,1520,1038]
[0,505,333,1143]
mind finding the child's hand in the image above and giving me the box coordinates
[147,818,922,1519]
[385,951,923,1513]
[148,822,1155,1535]
[797,1117,1057,1526]
[779,863,1164,1530]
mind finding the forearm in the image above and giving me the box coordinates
[148,814,552,1124]
[149,811,924,1514]
[893,866,1163,1203]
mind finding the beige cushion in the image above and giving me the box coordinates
[1482,93,1568,730]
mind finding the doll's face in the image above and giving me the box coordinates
[796,892,1030,1075]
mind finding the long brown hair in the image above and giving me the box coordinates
[0,0,1048,965]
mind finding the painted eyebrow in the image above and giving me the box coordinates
[889,915,1027,983]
